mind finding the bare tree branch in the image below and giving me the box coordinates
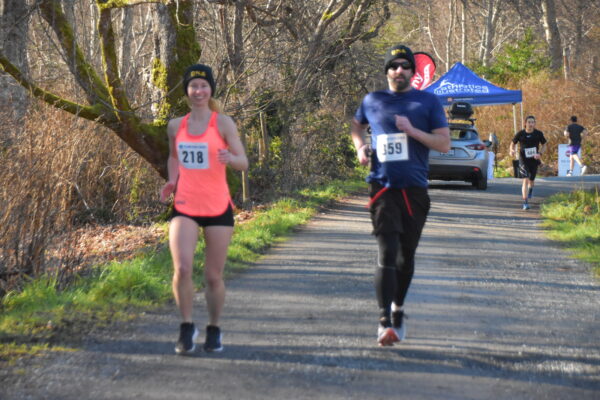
[0,53,104,121]
[98,7,135,120]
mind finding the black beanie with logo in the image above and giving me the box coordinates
[384,45,416,73]
[182,64,216,96]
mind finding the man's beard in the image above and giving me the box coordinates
[395,78,411,91]
[390,75,411,92]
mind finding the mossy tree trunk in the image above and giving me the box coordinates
[0,0,200,179]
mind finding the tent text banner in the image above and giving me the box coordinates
[424,62,522,106]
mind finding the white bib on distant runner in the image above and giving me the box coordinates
[178,142,209,169]
[377,133,409,162]
[524,147,537,158]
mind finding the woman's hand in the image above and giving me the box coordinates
[160,181,176,203]
[218,148,232,165]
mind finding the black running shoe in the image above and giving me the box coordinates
[203,325,223,352]
[175,322,198,355]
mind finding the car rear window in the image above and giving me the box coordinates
[450,128,478,140]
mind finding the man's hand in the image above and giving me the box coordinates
[357,144,370,166]
[395,115,413,135]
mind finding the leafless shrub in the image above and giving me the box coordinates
[0,101,163,296]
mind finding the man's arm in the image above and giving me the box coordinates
[350,117,370,166]
[536,142,547,160]
[509,141,519,158]
[509,133,519,157]
[394,115,450,153]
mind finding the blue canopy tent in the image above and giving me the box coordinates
[424,62,523,133]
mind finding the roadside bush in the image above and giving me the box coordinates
[274,107,357,193]
[0,102,163,297]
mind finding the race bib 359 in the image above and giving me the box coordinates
[377,133,409,162]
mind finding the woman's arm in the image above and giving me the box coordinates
[218,114,249,171]
[160,118,182,203]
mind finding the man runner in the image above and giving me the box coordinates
[509,115,547,210]
[350,44,450,346]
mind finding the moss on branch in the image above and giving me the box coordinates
[0,55,106,121]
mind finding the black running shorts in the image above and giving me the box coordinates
[171,203,234,227]
[369,183,430,237]
[519,158,540,180]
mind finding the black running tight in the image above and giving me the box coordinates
[374,232,417,313]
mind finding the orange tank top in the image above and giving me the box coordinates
[174,112,231,216]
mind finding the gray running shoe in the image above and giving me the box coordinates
[522,202,530,210]
[566,170,573,177]
[581,165,588,175]
[203,325,223,352]
[175,322,198,355]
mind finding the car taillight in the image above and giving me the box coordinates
[466,144,486,150]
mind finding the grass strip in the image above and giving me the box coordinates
[540,187,600,276]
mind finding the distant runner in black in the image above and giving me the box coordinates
[509,115,547,210]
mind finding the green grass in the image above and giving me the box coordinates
[0,342,75,367]
[0,177,366,346]
[541,187,600,275]
[493,165,514,178]
[493,156,515,178]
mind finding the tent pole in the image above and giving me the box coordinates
[521,103,524,128]
[513,104,517,133]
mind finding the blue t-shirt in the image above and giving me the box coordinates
[354,89,448,188]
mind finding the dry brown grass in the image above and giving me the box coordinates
[475,74,600,175]
[0,101,164,296]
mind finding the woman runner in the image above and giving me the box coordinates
[160,64,248,355]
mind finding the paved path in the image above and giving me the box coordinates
[3,176,600,400]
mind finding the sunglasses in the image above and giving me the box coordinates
[389,61,413,70]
